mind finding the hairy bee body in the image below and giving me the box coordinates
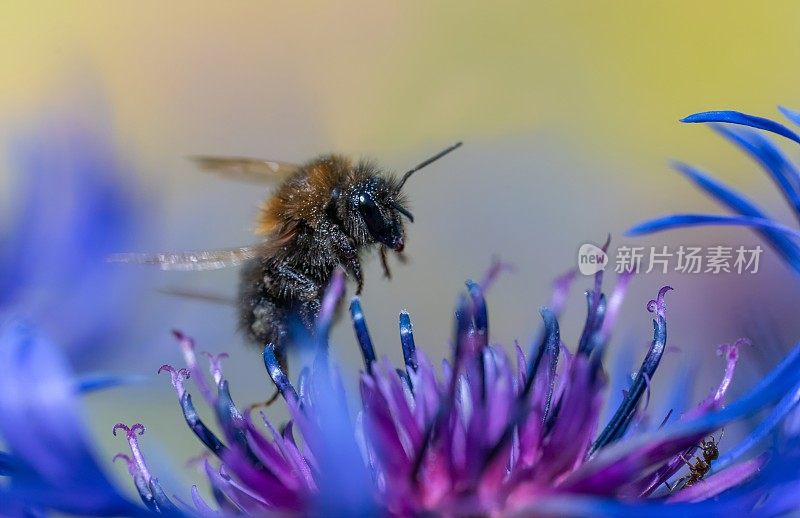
[239,154,405,349]
[113,143,460,355]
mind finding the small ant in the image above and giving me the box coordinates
[666,429,723,492]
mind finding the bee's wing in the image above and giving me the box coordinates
[189,156,300,183]
[108,245,262,271]
[157,286,236,306]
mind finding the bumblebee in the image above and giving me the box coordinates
[114,143,461,354]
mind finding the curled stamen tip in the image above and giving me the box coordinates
[718,338,750,359]
[158,364,190,396]
[157,364,190,379]
[202,351,229,384]
[481,257,515,290]
[172,329,196,351]
[646,286,673,316]
[202,351,230,372]
[113,422,145,438]
[113,453,133,465]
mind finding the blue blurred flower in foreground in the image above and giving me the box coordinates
[0,121,145,365]
[629,106,800,277]
[110,263,800,516]
[0,321,144,516]
[0,121,149,515]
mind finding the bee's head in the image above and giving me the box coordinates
[327,142,461,251]
[333,176,411,251]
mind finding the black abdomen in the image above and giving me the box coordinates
[238,258,290,348]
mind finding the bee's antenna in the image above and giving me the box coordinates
[391,202,415,223]
[397,141,462,190]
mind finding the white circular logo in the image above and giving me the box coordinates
[577,243,608,276]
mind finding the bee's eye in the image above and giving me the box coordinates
[358,192,385,234]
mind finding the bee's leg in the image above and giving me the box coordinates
[379,246,392,279]
[246,390,281,411]
[348,257,364,295]
[326,224,363,293]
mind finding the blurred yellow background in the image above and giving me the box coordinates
[4,1,800,167]
[3,0,800,499]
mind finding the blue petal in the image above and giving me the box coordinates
[779,105,800,127]
[306,359,376,516]
[591,300,668,453]
[714,376,800,472]
[673,161,775,219]
[466,279,489,341]
[682,110,800,145]
[627,214,800,241]
[180,393,228,458]
[577,291,606,356]
[75,373,146,394]
[0,451,17,476]
[710,125,800,220]
[523,307,560,395]
[0,321,140,515]
[148,478,183,516]
[263,345,300,403]
[528,492,762,517]
[672,161,800,268]
[398,311,417,372]
[349,297,376,371]
[214,380,260,467]
[586,336,800,475]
